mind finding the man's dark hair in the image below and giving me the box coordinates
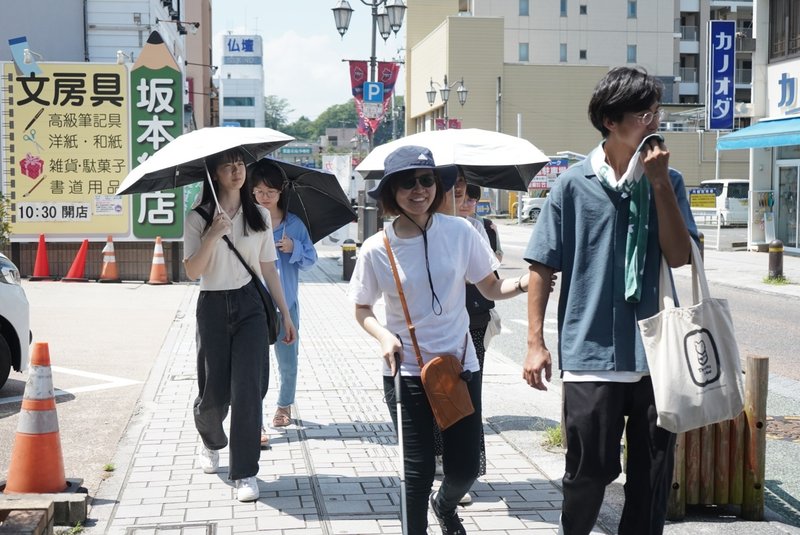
[588,66,663,138]
[379,169,444,216]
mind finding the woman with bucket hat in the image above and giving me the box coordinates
[347,145,531,534]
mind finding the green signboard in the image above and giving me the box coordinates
[130,31,184,239]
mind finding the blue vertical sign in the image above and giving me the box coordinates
[706,20,735,130]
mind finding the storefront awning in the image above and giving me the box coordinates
[717,116,800,150]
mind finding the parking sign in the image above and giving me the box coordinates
[363,81,384,103]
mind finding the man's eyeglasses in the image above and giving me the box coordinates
[253,189,280,199]
[464,198,479,205]
[632,109,666,126]
[398,174,436,190]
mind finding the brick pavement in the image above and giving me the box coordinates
[87,251,565,535]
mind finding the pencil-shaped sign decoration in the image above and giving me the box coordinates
[130,31,184,240]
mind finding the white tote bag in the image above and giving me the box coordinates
[483,308,502,348]
[637,241,744,433]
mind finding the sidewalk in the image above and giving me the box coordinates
[85,244,800,534]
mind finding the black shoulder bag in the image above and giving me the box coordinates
[194,206,280,345]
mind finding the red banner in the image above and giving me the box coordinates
[348,61,369,135]
[347,60,401,136]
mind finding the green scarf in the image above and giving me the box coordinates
[592,144,651,303]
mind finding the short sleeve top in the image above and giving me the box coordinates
[184,204,278,291]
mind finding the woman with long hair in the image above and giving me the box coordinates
[249,160,318,443]
[183,147,296,502]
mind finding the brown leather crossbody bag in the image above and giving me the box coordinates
[383,232,475,430]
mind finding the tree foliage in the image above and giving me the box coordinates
[281,96,405,144]
[264,95,293,131]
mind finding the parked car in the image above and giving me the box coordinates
[700,178,749,227]
[0,253,30,389]
[521,190,550,223]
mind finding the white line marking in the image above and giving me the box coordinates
[0,366,142,406]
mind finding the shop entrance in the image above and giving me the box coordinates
[776,162,800,249]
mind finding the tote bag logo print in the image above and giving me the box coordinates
[683,328,721,387]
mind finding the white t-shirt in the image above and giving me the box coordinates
[184,204,278,291]
[466,216,491,245]
[348,213,499,377]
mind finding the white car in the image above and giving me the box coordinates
[699,178,749,227]
[0,253,30,389]
[521,191,550,223]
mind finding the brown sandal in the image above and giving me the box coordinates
[260,426,271,450]
[272,406,292,428]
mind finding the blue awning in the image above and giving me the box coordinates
[717,116,800,150]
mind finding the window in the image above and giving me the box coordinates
[769,0,800,60]
[519,42,529,62]
[579,49,587,60]
[223,97,255,107]
[580,4,587,14]
[560,0,567,17]
[227,118,255,127]
[560,43,567,62]
[627,45,637,63]
[519,0,529,16]
[628,1,637,18]
[728,183,749,199]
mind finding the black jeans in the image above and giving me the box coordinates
[561,377,676,535]
[194,279,268,480]
[384,372,482,535]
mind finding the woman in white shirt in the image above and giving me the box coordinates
[347,145,530,534]
[183,147,296,503]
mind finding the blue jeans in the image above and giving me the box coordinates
[260,302,300,408]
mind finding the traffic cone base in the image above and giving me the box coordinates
[98,235,121,283]
[147,236,170,285]
[62,239,89,282]
[4,342,68,494]
[29,234,57,281]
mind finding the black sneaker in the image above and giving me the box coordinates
[429,491,466,535]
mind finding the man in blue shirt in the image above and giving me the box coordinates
[523,67,698,535]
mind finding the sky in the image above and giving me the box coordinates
[212,1,406,122]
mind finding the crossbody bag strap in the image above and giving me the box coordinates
[195,206,263,287]
[382,231,426,370]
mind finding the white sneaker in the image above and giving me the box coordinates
[198,445,219,474]
[434,455,444,476]
[235,476,260,502]
[459,491,473,505]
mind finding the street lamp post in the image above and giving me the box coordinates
[332,0,406,150]
[426,75,468,129]
[332,0,406,242]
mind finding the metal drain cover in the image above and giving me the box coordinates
[126,523,215,534]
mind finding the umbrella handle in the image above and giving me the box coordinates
[204,159,222,214]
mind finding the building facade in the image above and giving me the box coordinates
[218,34,264,128]
[718,0,800,253]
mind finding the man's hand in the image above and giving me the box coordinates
[523,346,552,391]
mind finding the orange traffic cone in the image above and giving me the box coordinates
[4,342,68,494]
[98,235,121,283]
[147,236,170,285]
[29,234,56,281]
[61,240,89,282]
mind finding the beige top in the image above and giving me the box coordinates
[184,204,278,291]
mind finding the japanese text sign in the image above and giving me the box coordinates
[130,32,183,239]
[706,20,736,131]
[1,63,130,237]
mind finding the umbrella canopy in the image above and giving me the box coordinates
[259,158,357,244]
[116,127,294,195]
[355,128,550,191]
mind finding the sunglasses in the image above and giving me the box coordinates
[397,173,436,190]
